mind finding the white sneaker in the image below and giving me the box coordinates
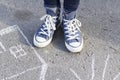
[33,14,58,47]
[63,18,83,52]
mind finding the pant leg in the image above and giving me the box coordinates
[44,0,61,8]
[64,0,80,12]
[63,0,80,19]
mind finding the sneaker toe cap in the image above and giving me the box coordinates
[69,42,81,48]
[36,36,47,42]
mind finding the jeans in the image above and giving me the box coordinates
[44,0,80,12]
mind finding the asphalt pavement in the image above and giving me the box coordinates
[0,0,120,80]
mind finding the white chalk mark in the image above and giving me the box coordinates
[0,25,17,36]
[90,54,95,80]
[9,45,27,58]
[70,68,82,80]
[56,79,60,80]
[102,54,110,80]
[0,25,48,80]
[0,42,6,54]
[16,25,48,80]
[39,64,48,80]
[113,72,120,80]
[1,66,41,80]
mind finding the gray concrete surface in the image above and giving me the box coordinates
[0,0,120,80]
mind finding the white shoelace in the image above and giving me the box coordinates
[64,19,81,41]
[39,15,57,37]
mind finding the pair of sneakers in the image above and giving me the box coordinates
[33,11,83,52]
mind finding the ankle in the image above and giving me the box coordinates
[63,9,77,20]
[45,7,60,17]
